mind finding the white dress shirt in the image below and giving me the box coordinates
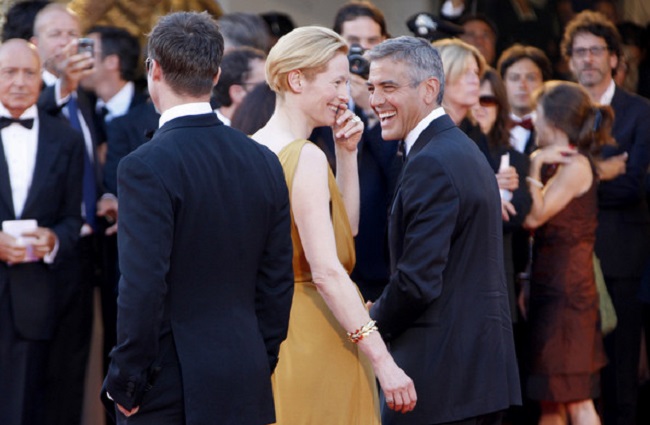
[96,81,135,123]
[509,112,535,153]
[598,79,616,106]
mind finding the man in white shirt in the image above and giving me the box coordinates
[0,39,83,425]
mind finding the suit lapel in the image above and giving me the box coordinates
[22,115,57,217]
[0,135,16,217]
[389,114,456,210]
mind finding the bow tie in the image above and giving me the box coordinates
[514,117,533,131]
[0,116,34,130]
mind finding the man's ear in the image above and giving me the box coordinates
[229,84,247,106]
[287,69,303,93]
[422,77,441,105]
[29,36,38,46]
[213,67,221,87]
[104,54,119,71]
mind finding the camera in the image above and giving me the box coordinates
[77,38,95,57]
[348,44,369,80]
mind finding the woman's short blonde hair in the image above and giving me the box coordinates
[266,26,348,94]
[432,38,486,84]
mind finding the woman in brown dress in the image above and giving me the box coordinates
[524,81,613,425]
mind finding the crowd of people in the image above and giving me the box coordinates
[0,1,649,425]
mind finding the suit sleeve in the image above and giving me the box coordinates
[599,98,650,207]
[371,154,459,340]
[255,155,294,373]
[49,131,84,261]
[105,153,173,409]
[38,84,65,115]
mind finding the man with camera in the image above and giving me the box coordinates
[31,4,104,425]
[329,1,397,302]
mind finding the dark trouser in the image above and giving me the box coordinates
[601,276,643,425]
[435,410,504,425]
[0,286,49,425]
[45,234,101,425]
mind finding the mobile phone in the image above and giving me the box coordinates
[77,38,95,57]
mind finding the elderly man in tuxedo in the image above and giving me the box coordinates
[102,11,293,425]
[367,36,521,425]
[0,39,83,425]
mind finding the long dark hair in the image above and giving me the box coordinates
[231,83,276,135]
[534,80,615,157]
[481,68,512,149]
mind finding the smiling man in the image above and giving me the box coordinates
[366,36,521,425]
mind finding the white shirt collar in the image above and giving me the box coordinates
[97,81,135,121]
[0,103,37,119]
[41,70,58,87]
[599,79,616,106]
[404,107,446,155]
[215,108,231,126]
[159,102,213,128]
[510,111,535,122]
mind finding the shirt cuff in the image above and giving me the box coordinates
[43,234,59,264]
[441,0,465,18]
[55,79,71,107]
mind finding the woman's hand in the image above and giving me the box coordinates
[373,356,417,414]
[530,145,577,166]
[332,104,363,153]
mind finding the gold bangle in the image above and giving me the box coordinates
[526,176,544,189]
[347,320,378,344]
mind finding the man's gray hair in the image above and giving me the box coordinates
[367,36,445,104]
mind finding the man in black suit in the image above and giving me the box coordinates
[0,39,83,425]
[30,5,110,424]
[367,36,521,425]
[102,11,294,425]
[562,11,650,425]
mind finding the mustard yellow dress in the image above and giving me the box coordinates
[271,139,380,424]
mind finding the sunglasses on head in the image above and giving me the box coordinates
[478,95,498,107]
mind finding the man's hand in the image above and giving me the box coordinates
[57,39,95,99]
[117,403,139,417]
[501,199,516,222]
[97,197,119,235]
[0,231,27,263]
[21,227,56,260]
[596,152,628,181]
[496,166,519,191]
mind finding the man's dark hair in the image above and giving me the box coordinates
[2,0,50,41]
[333,1,387,37]
[147,12,224,97]
[212,46,265,107]
[561,10,622,61]
[458,13,499,39]
[88,25,141,82]
[497,44,553,81]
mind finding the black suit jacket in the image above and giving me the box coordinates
[370,114,521,424]
[103,101,160,194]
[595,86,650,279]
[0,110,83,340]
[103,113,293,424]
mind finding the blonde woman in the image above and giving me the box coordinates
[252,26,415,424]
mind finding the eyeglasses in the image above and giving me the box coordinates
[572,45,609,58]
[145,57,153,72]
[478,95,498,107]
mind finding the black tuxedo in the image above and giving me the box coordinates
[0,110,83,425]
[103,101,160,194]
[370,114,520,424]
[596,86,650,425]
[103,112,293,425]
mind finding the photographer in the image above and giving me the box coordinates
[330,1,397,301]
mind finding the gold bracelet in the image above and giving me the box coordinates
[347,320,378,343]
[526,176,544,189]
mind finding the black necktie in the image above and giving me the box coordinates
[0,116,34,130]
[397,140,406,163]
